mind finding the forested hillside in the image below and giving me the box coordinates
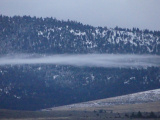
[0,15,160,110]
[0,15,160,54]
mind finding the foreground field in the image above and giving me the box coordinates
[0,101,160,120]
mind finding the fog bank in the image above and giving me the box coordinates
[0,54,160,68]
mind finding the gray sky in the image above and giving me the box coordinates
[0,0,160,30]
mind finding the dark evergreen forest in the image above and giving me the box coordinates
[0,15,160,110]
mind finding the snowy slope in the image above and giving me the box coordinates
[0,15,160,55]
[43,89,160,111]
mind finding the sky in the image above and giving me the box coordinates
[0,0,160,31]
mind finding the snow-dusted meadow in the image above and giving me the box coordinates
[43,89,160,111]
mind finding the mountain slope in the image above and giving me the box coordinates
[0,15,160,110]
[43,89,160,111]
[0,15,160,55]
[0,65,160,110]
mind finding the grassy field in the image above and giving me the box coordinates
[53,101,160,113]
[0,102,160,120]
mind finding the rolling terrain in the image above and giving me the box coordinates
[0,15,160,110]
[0,89,160,120]
[43,88,160,112]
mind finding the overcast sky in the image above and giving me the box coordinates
[0,0,160,30]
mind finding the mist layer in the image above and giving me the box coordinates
[0,54,160,68]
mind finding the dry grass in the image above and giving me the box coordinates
[0,101,160,120]
[51,101,160,113]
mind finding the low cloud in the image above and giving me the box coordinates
[0,54,159,68]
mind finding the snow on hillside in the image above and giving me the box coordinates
[0,15,160,55]
[43,89,160,111]
[1,15,160,111]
